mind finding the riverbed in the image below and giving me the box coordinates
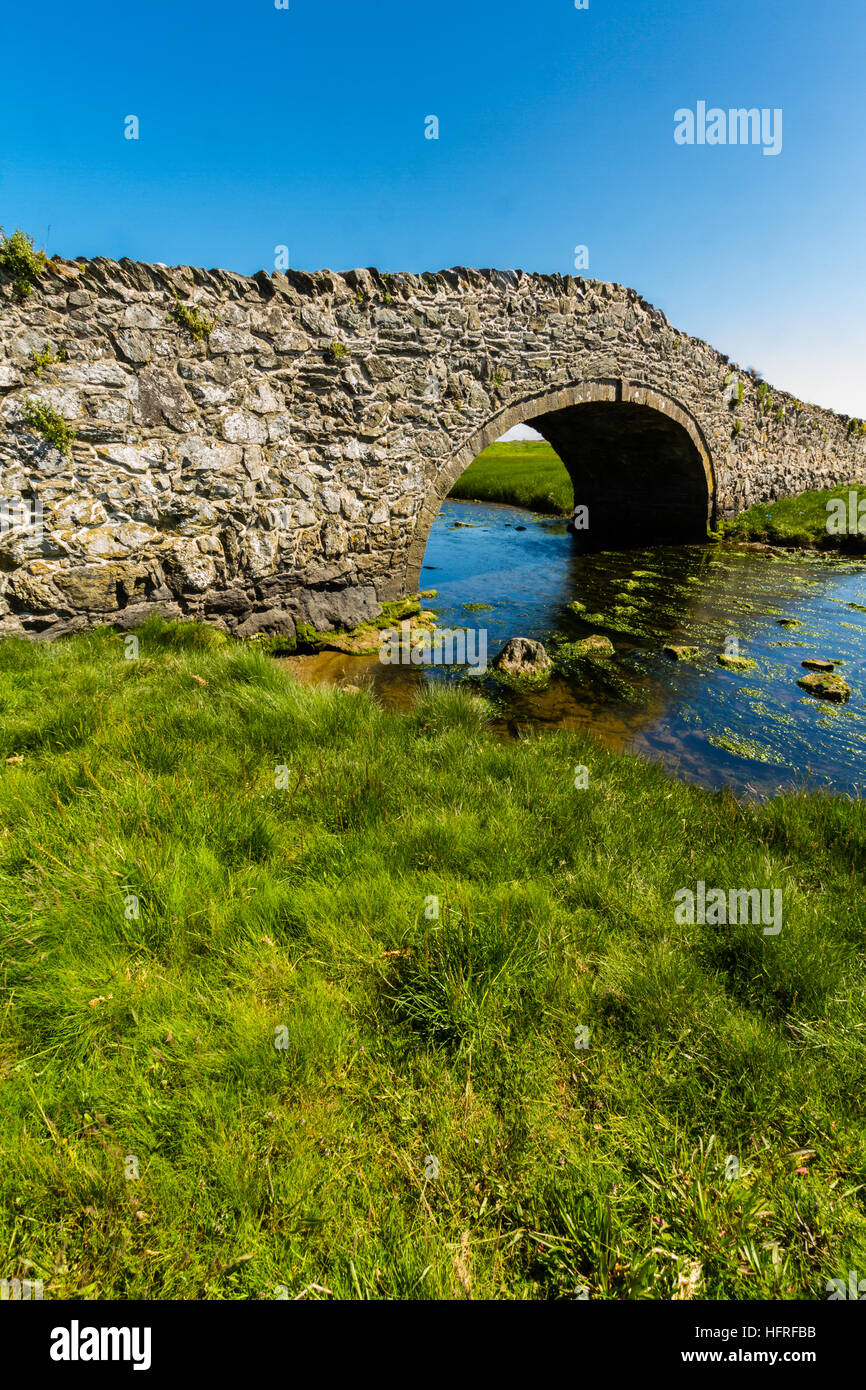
[282,499,866,798]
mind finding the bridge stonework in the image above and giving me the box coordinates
[0,256,862,640]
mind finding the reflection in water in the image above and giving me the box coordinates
[281,500,866,798]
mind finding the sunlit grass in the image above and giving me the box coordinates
[0,618,864,1299]
[724,486,866,551]
[448,441,573,515]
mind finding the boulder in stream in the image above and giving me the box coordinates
[493,637,553,682]
[797,671,851,703]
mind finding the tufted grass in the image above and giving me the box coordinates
[723,486,866,551]
[447,440,574,515]
[0,617,864,1300]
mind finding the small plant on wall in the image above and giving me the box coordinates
[30,344,68,376]
[0,227,48,298]
[167,294,215,341]
[21,398,76,456]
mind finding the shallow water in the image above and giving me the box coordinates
[283,499,866,797]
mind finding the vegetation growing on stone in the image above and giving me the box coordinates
[167,295,215,341]
[284,597,425,657]
[29,344,68,376]
[20,398,76,456]
[0,226,48,298]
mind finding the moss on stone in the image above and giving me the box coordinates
[797,671,851,703]
[716,654,758,672]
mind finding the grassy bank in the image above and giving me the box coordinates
[1,619,864,1300]
[722,487,866,551]
[448,446,865,557]
[447,440,573,515]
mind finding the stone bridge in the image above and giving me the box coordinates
[0,254,863,640]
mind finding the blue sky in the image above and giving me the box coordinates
[2,0,864,413]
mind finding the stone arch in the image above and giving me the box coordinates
[402,377,717,594]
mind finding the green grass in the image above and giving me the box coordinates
[723,487,866,551]
[1,618,865,1300]
[448,441,574,515]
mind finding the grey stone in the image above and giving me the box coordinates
[112,601,183,629]
[493,636,553,677]
[0,252,862,643]
[291,585,381,631]
[235,608,296,639]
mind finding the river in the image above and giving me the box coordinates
[282,499,866,797]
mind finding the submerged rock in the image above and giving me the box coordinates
[574,634,615,658]
[664,644,700,661]
[777,617,802,628]
[797,671,851,703]
[716,654,758,672]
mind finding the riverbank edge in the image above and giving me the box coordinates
[448,473,866,553]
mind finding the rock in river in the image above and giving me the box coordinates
[493,637,553,679]
[716,654,758,672]
[796,671,851,703]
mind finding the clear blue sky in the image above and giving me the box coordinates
[2,0,864,413]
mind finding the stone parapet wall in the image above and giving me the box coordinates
[0,255,863,638]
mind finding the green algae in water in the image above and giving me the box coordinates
[708,729,792,766]
[417,499,866,795]
[741,696,794,725]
